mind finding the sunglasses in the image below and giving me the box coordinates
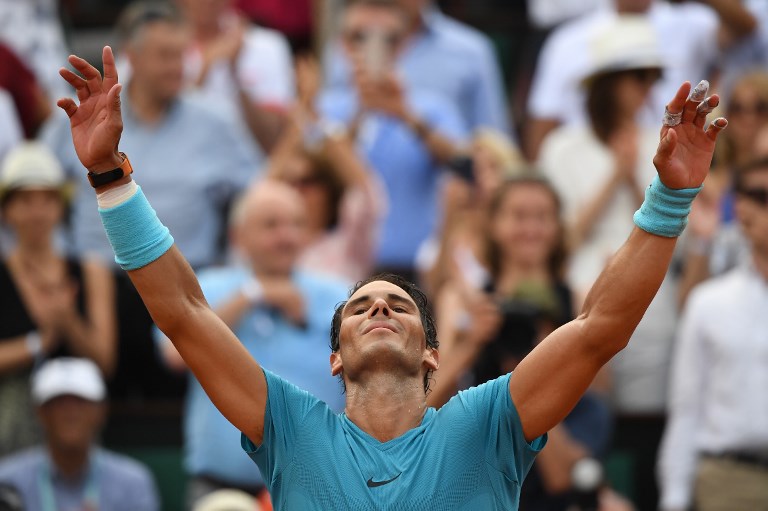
[736,186,768,206]
[728,101,768,117]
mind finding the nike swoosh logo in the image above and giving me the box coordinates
[366,472,402,488]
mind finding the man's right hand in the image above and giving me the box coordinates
[57,46,124,173]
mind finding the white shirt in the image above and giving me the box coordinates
[184,24,295,159]
[540,126,679,412]
[0,0,70,100]
[185,24,295,111]
[658,261,768,510]
[528,2,719,127]
[526,0,609,30]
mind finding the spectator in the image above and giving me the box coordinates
[268,57,385,284]
[0,358,159,511]
[537,19,687,508]
[416,128,525,296]
[526,0,609,30]
[715,0,768,100]
[525,0,755,159]
[0,43,50,139]
[0,142,115,456]
[45,1,258,270]
[158,180,348,508]
[0,0,70,101]
[235,0,313,52]
[319,0,467,279]
[428,176,628,510]
[428,176,570,408]
[0,90,21,168]
[658,160,768,511]
[43,1,257,399]
[177,0,294,154]
[678,73,768,305]
[324,0,509,134]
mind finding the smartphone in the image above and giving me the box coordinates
[362,28,388,79]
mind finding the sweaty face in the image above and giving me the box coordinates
[331,281,437,385]
[234,184,307,276]
[491,184,560,269]
[735,169,768,254]
[127,22,187,103]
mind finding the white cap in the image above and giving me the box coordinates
[192,489,261,511]
[0,142,69,200]
[582,15,664,85]
[31,358,106,405]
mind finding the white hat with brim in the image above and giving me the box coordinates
[31,358,106,405]
[0,142,72,203]
[581,15,665,87]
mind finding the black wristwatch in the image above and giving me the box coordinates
[87,153,133,188]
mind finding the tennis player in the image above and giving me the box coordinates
[57,47,726,510]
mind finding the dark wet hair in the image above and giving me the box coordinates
[330,273,439,393]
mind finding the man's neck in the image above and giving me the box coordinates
[344,373,428,443]
[127,81,171,124]
[49,445,90,481]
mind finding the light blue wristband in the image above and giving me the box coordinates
[98,186,174,270]
[633,176,702,237]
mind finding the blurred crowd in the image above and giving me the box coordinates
[0,0,767,510]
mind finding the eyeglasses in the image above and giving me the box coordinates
[736,186,768,206]
[728,101,768,117]
[342,29,402,49]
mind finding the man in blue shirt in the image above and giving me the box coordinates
[156,180,348,506]
[56,45,727,509]
[0,358,159,511]
[324,0,510,135]
[320,0,468,275]
[43,3,258,269]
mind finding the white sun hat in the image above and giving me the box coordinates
[581,15,665,86]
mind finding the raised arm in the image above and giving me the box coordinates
[57,47,268,444]
[509,81,727,442]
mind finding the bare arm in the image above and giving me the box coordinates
[704,0,758,40]
[525,118,560,162]
[57,47,269,444]
[510,83,727,441]
[58,260,116,376]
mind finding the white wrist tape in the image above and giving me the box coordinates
[97,180,138,209]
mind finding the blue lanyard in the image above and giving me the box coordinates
[38,457,99,511]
